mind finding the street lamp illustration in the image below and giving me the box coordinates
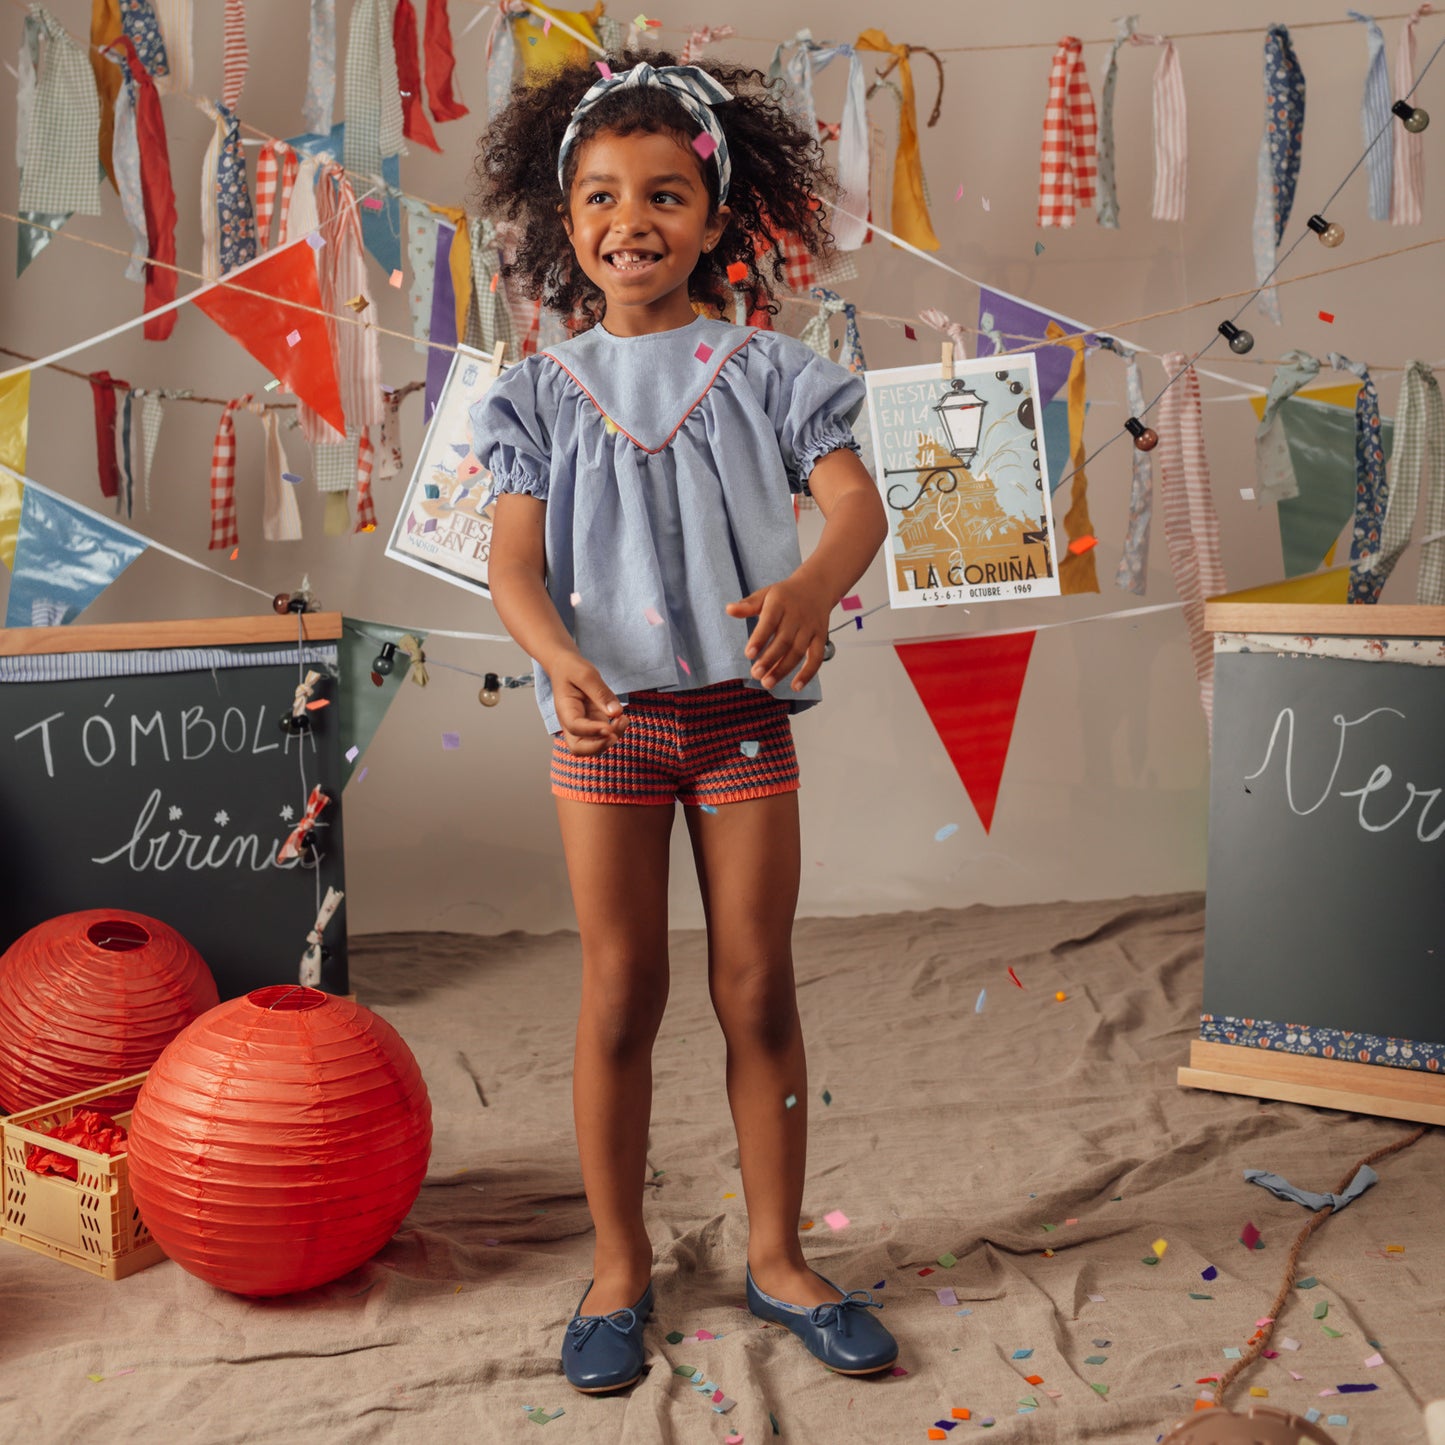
[934,380,987,465]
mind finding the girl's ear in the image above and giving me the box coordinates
[704,203,731,253]
[558,200,573,238]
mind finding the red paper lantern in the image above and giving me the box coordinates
[126,985,432,1297]
[0,910,219,1114]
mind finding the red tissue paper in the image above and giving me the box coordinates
[25,1109,129,1180]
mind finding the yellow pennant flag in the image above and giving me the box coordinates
[0,370,31,570]
[1247,382,1363,422]
[1210,567,1350,606]
[518,4,602,79]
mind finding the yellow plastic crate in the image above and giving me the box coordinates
[1,1072,166,1280]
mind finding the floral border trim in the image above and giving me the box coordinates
[1200,1014,1445,1071]
[1214,632,1445,667]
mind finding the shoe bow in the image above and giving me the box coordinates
[806,1290,881,1334]
[566,1305,639,1350]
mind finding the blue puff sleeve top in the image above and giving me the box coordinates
[468,315,865,735]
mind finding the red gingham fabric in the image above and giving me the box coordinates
[209,395,252,551]
[253,141,299,250]
[1037,37,1097,228]
[353,428,377,532]
[758,229,858,295]
[222,0,248,110]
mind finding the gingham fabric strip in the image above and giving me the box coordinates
[1373,361,1443,601]
[1037,36,1097,228]
[313,428,360,494]
[1254,349,1322,505]
[1134,30,1186,222]
[1102,338,1154,595]
[1252,25,1305,324]
[1333,353,1390,602]
[0,643,337,684]
[344,0,405,180]
[110,70,148,282]
[680,24,734,65]
[464,216,514,354]
[89,371,123,501]
[138,388,163,511]
[1349,11,1393,221]
[303,0,336,136]
[377,388,402,478]
[421,0,468,122]
[353,427,377,532]
[253,141,299,249]
[208,395,251,550]
[1391,5,1433,226]
[855,29,939,249]
[212,100,257,276]
[91,0,123,188]
[1048,324,1100,594]
[260,406,302,541]
[150,0,192,95]
[119,386,135,517]
[222,0,247,109]
[1094,14,1138,230]
[120,0,168,79]
[1156,352,1226,724]
[395,0,439,152]
[799,292,844,359]
[18,9,101,216]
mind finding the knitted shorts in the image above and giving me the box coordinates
[550,679,800,806]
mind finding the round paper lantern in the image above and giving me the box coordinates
[126,985,432,1297]
[0,909,219,1114]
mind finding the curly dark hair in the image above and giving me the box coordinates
[471,48,836,327]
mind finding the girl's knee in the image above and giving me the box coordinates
[579,966,669,1058]
[711,962,798,1052]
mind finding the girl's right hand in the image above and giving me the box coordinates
[549,654,628,756]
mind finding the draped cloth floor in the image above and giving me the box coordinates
[2,893,1440,1443]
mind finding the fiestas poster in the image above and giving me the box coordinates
[384,346,500,597]
[864,355,1060,608]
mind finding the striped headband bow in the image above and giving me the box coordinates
[557,62,734,203]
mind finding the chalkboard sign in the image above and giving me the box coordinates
[0,615,348,1000]
[1181,603,1445,1126]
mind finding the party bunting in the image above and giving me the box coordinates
[303,0,337,134]
[1211,568,1350,606]
[4,481,147,628]
[89,371,125,503]
[1047,323,1099,594]
[1098,337,1153,595]
[19,10,101,219]
[1252,26,1305,323]
[1155,353,1226,724]
[260,407,302,542]
[0,372,30,569]
[974,290,1091,411]
[1349,11,1392,222]
[192,239,347,436]
[1094,15,1137,230]
[1391,6,1431,226]
[1373,362,1444,603]
[90,0,124,190]
[336,616,424,782]
[344,0,405,181]
[394,0,440,151]
[1036,37,1096,228]
[1254,350,1322,505]
[287,123,403,276]
[856,29,939,250]
[1333,353,1389,603]
[151,0,193,96]
[894,632,1037,835]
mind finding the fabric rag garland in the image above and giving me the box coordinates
[118,386,136,516]
[200,101,256,279]
[353,429,377,532]
[1155,353,1227,724]
[1094,14,1137,229]
[260,405,302,542]
[1254,349,1322,505]
[344,0,406,180]
[208,394,252,550]
[222,0,248,108]
[303,0,336,135]
[855,29,939,250]
[422,0,468,123]
[1252,25,1306,324]
[254,141,300,251]
[89,371,124,502]
[462,216,515,354]
[1132,30,1186,222]
[1349,10,1393,222]
[1333,352,1390,603]
[136,387,164,510]
[799,287,865,373]
[484,0,520,122]
[1392,5,1433,225]
[1037,37,1097,228]
[402,197,440,357]
[681,23,735,65]
[119,0,169,82]
[90,0,124,189]
[1046,322,1099,594]
[109,61,149,282]
[918,308,969,359]
[18,9,101,218]
[1098,336,1154,594]
[1373,361,1444,602]
[394,0,440,151]
[151,0,193,96]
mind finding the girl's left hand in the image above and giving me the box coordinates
[726,577,834,692]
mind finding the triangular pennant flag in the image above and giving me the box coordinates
[0,372,30,568]
[1248,386,1395,577]
[975,290,1093,409]
[5,481,147,627]
[192,239,347,435]
[336,616,426,783]
[287,124,403,276]
[1209,567,1350,606]
[895,631,1036,834]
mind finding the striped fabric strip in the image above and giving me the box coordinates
[303,0,337,136]
[120,386,135,518]
[222,0,248,109]
[0,643,337,684]
[1156,353,1226,725]
[18,9,101,216]
[151,0,193,95]
[1349,11,1393,221]
[1334,353,1390,602]
[1373,361,1444,602]
[208,395,251,550]
[1134,31,1186,222]
[1390,4,1433,226]
[1037,37,1097,228]
[680,24,734,64]
[1093,14,1137,230]
[353,428,377,532]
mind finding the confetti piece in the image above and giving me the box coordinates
[604,415,619,434]
[1065,1218,1077,1225]
[784,1093,797,1109]
[542,16,552,33]
[1318,310,1335,323]
[422,517,438,532]
[305,698,330,711]
[229,547,239,560]
[840,593,862,611]
[1024,1374,1044,1386]
[1202,1265,1218,1281]
[345,294,369,312]
[904,324,917,340]
[975,988,986,1013]
[1085,1355,1107,1365]
[722,1192,735,1199]
[1296,1276,1318,1288]
[821,1089,831,1105]
[726,1436,743,1445]
[306,230,326,250]
[1249,1387,1268,1398]
[525,1407,552,1424]
[673,1365,697,1377]
[919,1267,935,1277]
[1152,1239,1168,1258]
[982,196,991,211]
[952,1409,971,1420]
[937,1288,958,1306]
[1189,1293,1213,1301]
[1337,1383,1377,1393]
[1322,1324,1343,1338]
[1142,1256,1160,1266]
[938,1251,958,1268]
[596,60,613,78]
[740,740,760,758]
[1068,536,1098,555]
[696,1329,716,1341]
[692,133,718,161]
[1223,1348,1242,1360]
[1240,487,1256,500]
[490,272,499,292]
[935,823,959,841]
[677,655,691,675]
[264,378,281,392]
[1313,1302,1328,1319]
[362,196,383,210]
[713,1395,737,1414]
[694,341,714,362]
[389,269,404,287]
[700,804,718,815]
[726,261,749,284]
[665,1330,684,1344]
[889,1366,909,1377]
[1385,1244,1404,1254]
[1012,1349,1034,1360]
[282,471,302,484]
[1281,1338,1301,1351]
[356,766,368,782]
[1007,966,1024,988]
[928,1432,947,1442]
[824,1209,849,1230]
[644,606,663,625]
[1364,1352,1383,1367]
[1326,1417,1348,1427]
[1055,990,1067,1002]
[286,328,302,347]
[1088,1295,1106,1304]
[1034,241,1045,255]
[1239,1222,1261,1250]
[1090,1383,1108,1396]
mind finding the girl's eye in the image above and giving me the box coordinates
[653,192,681,205]
[585,191,612,205]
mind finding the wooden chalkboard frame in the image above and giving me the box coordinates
[1178,602,1445,1126]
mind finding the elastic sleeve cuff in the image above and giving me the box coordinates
[488,463,550,502]
[792,427,863,491]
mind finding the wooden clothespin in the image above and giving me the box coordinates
[489,339,507,377]
[941,342,955,381]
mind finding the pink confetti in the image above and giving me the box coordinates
[1290,1371,1305,1381]
[677,655,691,675]
[1065,1217,1078,1225]
[595,60,613,78]
[362,196,383,210]
[937,1287,958,1306]
[904,325,916,340]
[356,766,368,783]
[570,591,582,605]
[692,132,718,161]
[1239,1221,1261,1250]
[823,1209,850,1231]
[1256,1317,1275,1328]
[644,606,663,626]
[1262,1349,1279,1359]
[389,269,404,287]
[954,182,964,201]
[696,1329,716,1340]
[694,341,714,362]
[286,329,302,347]
[542,16,552,33]
[1364,1352,1384,1367]
[841,594,862,611]
[889,1365,909,1377]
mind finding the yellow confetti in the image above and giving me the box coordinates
[1249,1387,1269,1397]
[345,294,369,313]
[722,1192,736,1199]
[454,1285,463,1294]
[1054,991,1067,1002]
[1152,1238,1168,1257]
[87,1374,105,1383]
[1385,1244,1405,1254]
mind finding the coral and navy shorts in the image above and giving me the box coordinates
[550,679,800,807]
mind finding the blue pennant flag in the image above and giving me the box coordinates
[286,123,402,276]
[5,481,147,627]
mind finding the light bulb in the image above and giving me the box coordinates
[1392,99,1430,133]
[1124,417,1159,452]
[372,641,396,677]
[1307,213,1345,247]
[479,672,501,707]
[1218,320,1255,355]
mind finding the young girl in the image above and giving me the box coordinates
[470,50,894,1394]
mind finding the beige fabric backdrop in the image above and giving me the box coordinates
[2,2,1441,934]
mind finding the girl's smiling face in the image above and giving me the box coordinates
[563,128,731,336]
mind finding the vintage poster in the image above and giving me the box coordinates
[864,355,1061,608]
[384,346,501,597]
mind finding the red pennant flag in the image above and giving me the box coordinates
[894,631,1036,834]
[192,241,346,435]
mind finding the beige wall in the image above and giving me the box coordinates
[4,2,1441,935]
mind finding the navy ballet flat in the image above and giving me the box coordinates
[561,1279,654,1393]
[746,1266,898,1375]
